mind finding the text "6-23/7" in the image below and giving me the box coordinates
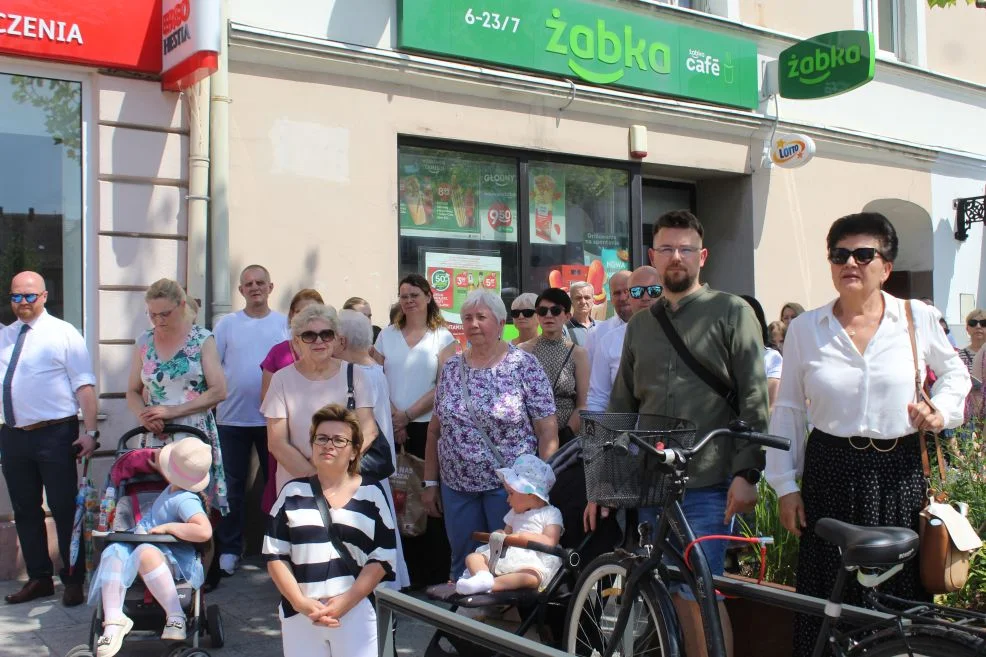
[465,9,521,33]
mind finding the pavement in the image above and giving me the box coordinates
[0,557,440,657]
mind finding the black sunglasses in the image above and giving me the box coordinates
[629,285,663,299]
[10,293,40,304]
[299,329,336,344]
[511,308,536,319]
[828,247,884,265]
[536,305,565,317]
[968,319,986,328]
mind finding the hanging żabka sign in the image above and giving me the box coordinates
[778,30,875,100]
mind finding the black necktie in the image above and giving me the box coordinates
[3,323,30,427]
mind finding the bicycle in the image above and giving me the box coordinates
[562,412,986,657]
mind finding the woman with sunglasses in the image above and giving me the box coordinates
[765,213,971,657]
[520,288,589,445]
[264,403,396,657]
[262,304,378,496]
[126,278,229,514]
[960,309,986,428]
[509,293,540,345]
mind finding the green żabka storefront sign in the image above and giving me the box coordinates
[398,0,759,110]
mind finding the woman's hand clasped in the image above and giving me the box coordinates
[309,591,359,627]
[139,405,174,434]
[907,401,944,433]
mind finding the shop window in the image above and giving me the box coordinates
[526,162,630,321]
[0,73,83,330]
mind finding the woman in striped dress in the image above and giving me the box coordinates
[263,404,396,657]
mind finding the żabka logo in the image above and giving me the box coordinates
[545,8,671,85]
[786,43,862,86]
[162,0,191,55]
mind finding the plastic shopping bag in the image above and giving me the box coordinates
[390,447,428,538]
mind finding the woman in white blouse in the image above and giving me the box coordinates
[766,213,971,657]
[373,273,455,587]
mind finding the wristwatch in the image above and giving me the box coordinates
[421,480,439,489]
[85,429,100,439]
[734,468,761,485]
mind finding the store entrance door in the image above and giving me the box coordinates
[640,180,696,266]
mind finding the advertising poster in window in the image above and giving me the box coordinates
[529,167,566,244]
[425,251,502,344]
[399,151,517,242]
[583,233,630,319]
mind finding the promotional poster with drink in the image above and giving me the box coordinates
[424,251,503,344]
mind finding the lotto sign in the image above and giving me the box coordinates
[770,134,816,169]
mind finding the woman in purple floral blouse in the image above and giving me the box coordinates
[422,290,559,581]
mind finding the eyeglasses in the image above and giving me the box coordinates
[10,293,40,304]
[968,319,986,328]
[511,308,536,319]
[653,246,700,258]
[312,434,352,449]
[828,247,884,265]
[299,329,336,343]
[147,306,178,320]
[629,285,663,299]
[536,305,565,317]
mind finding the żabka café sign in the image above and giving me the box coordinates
[0,0,219,91]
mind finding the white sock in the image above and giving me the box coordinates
[142,563,183,618]
[100,557,126,638]
[455,570,495,595]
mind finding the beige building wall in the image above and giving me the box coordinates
[739,0,857,38]
[924,3,986,85]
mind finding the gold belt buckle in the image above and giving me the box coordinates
[848,436,898,452]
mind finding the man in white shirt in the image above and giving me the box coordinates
[565,281,596,346]
[213,265,288,576]
[586,266,662,412]
[583,270,632,361]
[1,271,98,606]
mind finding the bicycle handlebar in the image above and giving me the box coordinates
[613,422,791,466]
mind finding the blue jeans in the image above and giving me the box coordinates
[215,425,269,556]
[639,484,731,601]
[440,484,509,581]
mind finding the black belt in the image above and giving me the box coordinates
[10,416,78,432]
[810,428,918,452]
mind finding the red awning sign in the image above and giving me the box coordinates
[161,0,220,91]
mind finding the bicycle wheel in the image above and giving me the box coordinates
[861,626,985,657]
[563,552,677,657]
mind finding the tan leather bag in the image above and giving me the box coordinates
[905,300,983,594]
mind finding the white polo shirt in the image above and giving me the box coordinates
[0,310,95,427]
[214,309,289,426]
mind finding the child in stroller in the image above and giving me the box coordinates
[87,437,213,657]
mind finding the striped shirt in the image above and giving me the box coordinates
[262,478,397,617]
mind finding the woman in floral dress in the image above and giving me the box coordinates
[422,289,558,581]
[126,279,228,514]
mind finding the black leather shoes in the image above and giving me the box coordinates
[62,581,84,607]
[5,578,55,604]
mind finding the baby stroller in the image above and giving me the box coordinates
[424,440,623,657]
[66,424,224,657]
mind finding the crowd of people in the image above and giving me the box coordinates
[1,207,983,657]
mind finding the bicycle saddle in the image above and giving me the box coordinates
[815,518,919,569]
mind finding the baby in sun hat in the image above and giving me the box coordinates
[88,438,214,657]
[455,453,564,595]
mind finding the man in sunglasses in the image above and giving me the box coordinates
[586,266,662,412]
[588,211,768,657]
[1,271,98,606]
[212,264,288,578]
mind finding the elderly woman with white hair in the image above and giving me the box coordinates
[509,292,539,345]
[336,309,410,589]
[261,304,377,494]
[422,290,559,580]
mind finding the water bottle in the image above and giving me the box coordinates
[97,487,116,532]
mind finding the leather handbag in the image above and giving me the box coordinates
[346,364,396,483]
[904,300,983,593]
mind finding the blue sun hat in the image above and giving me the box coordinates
[495,453,556,503]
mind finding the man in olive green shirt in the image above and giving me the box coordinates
[594,210,769,657]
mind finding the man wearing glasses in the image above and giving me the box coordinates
[1,271,98,606]
[590,211,768,657]
[585,266,662,412]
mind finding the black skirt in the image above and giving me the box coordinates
[793,429,930,657]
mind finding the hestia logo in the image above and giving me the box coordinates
[779,31,874,100]
[545,9,671,85]
[430,269,451,292]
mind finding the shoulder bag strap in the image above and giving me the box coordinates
[459,355,507,467]
[308,476,370,596]
[651,304,739,416]
[552,343,576,390]
[346,363,356,411]
[904,301,946,489]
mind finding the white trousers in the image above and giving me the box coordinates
[279,597,377,657]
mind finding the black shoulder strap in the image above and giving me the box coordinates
[651,304,739,416]
[552,343,576,390]
[308,476,366,585]
[346,363,356,411]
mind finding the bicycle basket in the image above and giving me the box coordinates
[580,413,696,508]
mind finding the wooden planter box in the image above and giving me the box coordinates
[723,573,796,657]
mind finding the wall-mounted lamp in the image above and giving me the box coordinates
[954,194,985,241]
